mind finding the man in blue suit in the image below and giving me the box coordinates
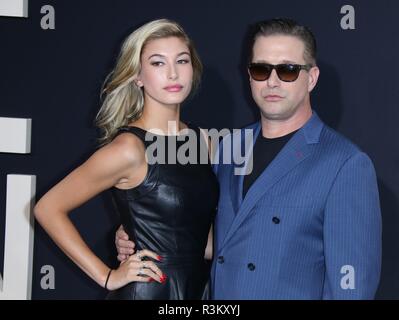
[115,18,381,299]
[210,18,381,299]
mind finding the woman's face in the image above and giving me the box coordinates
[136,36,193,107]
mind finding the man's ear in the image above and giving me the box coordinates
[308,66,320,93]
[247,68,252,83]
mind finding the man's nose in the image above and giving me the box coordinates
[267,69,281,87]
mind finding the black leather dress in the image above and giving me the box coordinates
[106,124,219,300]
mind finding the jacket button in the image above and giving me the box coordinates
[217,256,225,264]
[272,217,280,224]
[247,263,255,271]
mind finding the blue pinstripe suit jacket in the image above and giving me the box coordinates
[211,112,381,299]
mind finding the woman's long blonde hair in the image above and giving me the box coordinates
[95,19,203,145]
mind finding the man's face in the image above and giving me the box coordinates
[249,35,319,121]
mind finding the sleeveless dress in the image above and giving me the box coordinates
[106,123,219,300]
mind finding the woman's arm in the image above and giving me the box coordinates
[34,133,163,289]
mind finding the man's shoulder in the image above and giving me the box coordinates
[319,124,366,160]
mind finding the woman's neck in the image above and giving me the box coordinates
[131,101,187,135]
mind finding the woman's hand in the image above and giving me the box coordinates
[106,249,166,290]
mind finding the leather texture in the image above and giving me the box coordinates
[107,124,219,300]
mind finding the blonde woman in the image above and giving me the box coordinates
[34,19,219,300]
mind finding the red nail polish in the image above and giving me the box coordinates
[157,255,163,261]
[160,274,167,283]
[148,277,154,282]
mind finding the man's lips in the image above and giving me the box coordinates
[264,95,284,101]
[164,85,183,92]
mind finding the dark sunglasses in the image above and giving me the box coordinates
[248,63,312,82]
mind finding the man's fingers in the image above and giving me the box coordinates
[118,247,135,255]
[117,238,135,249]
[116,225,128,240]
[116,228,130,241]
[117,254,127,262]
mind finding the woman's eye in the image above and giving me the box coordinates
[177,59,190,64]
[151,61,164,66]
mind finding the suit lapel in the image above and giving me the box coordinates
[229,122,261,213]
[221,112,324,249]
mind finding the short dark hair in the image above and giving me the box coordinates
[248,18,317,66]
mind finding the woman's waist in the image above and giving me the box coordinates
[140,252,206,266]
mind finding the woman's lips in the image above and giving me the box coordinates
[164,85,183,92]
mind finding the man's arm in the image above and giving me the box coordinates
[323,152,382,299]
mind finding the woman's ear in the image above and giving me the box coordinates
[134,79,143,87]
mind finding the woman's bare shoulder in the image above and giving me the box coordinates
[89,132,145,175]
[105,132,146,164]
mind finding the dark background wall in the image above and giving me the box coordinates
[1,0,398,299]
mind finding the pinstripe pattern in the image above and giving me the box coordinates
[211,112,382,299]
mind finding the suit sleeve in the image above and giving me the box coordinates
[322,152,382,299]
